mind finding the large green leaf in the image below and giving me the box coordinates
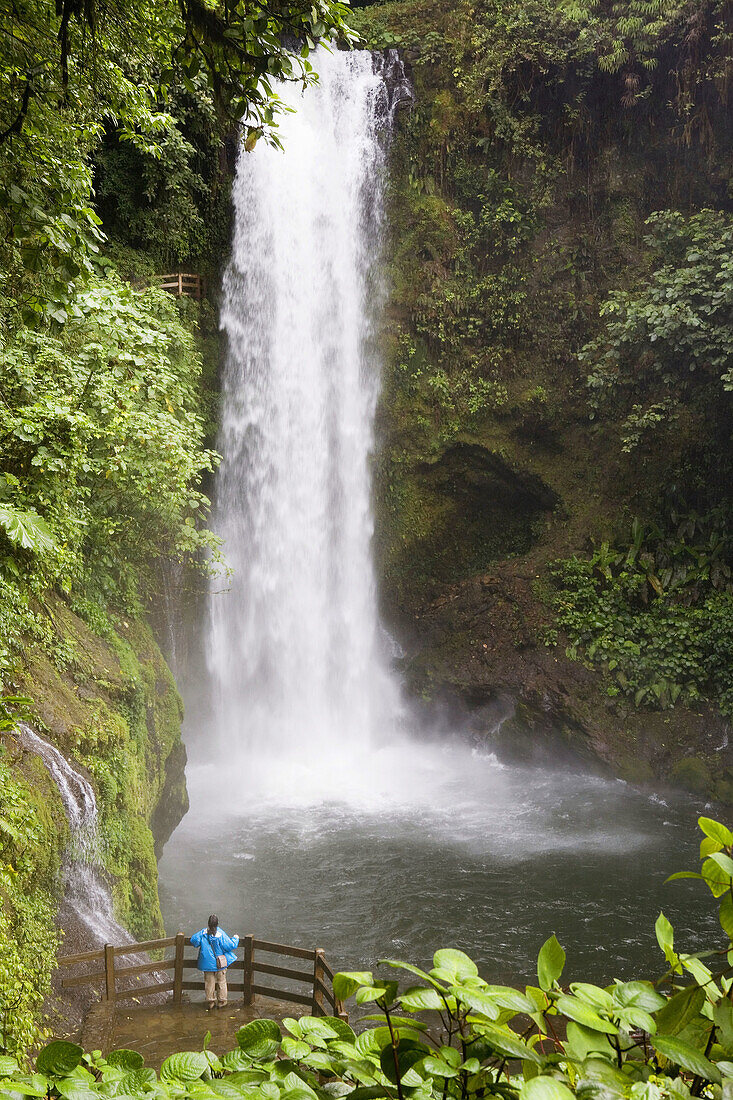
[483,986,536,1015]
[299,1017,339,1042]
[0,1060,19,1078]
[107,1051,144,1071]
[324,1018,357,1044]
[699,818,733,848]
[432,949,478,982]
[419,1056,459,1079]
[520,1076,575,1100]
[220,1051,252,1072]
[537,936,565,991]
[612,981,666,1013]
[281,1039,310,1061]
[450,985,501,1020]
[655,986,705,1036]
[714,1001,733,1054]
[36,1042,84,1076]
[0,1075,52,1096]
[653,1035,721,1083]
[720,893,733,940]
[333,972,373,1001]
[237,1020,282,1061]
[0,504,54,553]
[472,1024,544,1064]
[355,981,398,1006]
[702,858,732,898]
[555,994,617,1035]
[399,985,444,1012]
[55,1081,97,1100]
[655,913,677,964]
[119,1068,157,1092]
[568,983,613,1011]
[160,1052,209,1082]
[564,1022,614,1061]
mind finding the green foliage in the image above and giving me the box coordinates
[6,817,733,1098]
[0,275,217,626]
[552,511,733,713]
[583,210,733,451]
[0,0,355,319]
[0,745,63,1056]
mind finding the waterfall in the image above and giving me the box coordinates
[209,49,411,775]
[20,724,134,947]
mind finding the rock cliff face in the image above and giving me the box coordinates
[14,595,188,939]
[359,1,733,801]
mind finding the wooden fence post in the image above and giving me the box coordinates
[177,272,183,297]
[243,934,254,1005]
[104,944,116,1003]
[173,932,185,1005]
[312,949,325,1017]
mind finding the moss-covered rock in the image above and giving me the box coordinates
[670,757,713,795]
[12,594,188,939]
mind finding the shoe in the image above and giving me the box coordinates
[217,1003,227,1009]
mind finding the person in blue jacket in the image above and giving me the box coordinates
[191,914,239,1009]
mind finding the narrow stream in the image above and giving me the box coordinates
[160,47,718,985]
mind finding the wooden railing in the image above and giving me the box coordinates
[57,935,346,1019]
[131,274,206,299]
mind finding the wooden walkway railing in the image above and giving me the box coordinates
[57,935,346,1019]
[131,274,206,299]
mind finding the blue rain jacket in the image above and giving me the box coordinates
[191,927,239,972]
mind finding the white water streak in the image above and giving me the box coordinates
[20,724,134,947]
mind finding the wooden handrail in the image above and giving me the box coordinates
[130,273,207,300]
[57,933,347,1019]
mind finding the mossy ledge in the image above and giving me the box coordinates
[13,594,188,940]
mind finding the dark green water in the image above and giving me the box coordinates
[159,739,716,986]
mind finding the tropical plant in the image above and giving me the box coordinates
[582,210,733,453]
[552,510,733,713]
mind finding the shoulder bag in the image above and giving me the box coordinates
[206,932,228,970]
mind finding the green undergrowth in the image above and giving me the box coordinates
[550,511,733,714]
[359,0,733,727]
[0,741,65,1057]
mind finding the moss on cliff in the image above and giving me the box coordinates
[0,737,67,1055]
[12,597,188,940]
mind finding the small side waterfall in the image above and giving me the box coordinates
[20,724,134,948]
[208,49,412,778]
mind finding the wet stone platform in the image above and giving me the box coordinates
[81,997,300,1070]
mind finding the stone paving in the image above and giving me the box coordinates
[80,997,300,1069]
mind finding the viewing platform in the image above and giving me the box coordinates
[57,934,346,1067]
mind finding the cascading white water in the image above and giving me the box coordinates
[210,49,410,779]
[20,724,134,947]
